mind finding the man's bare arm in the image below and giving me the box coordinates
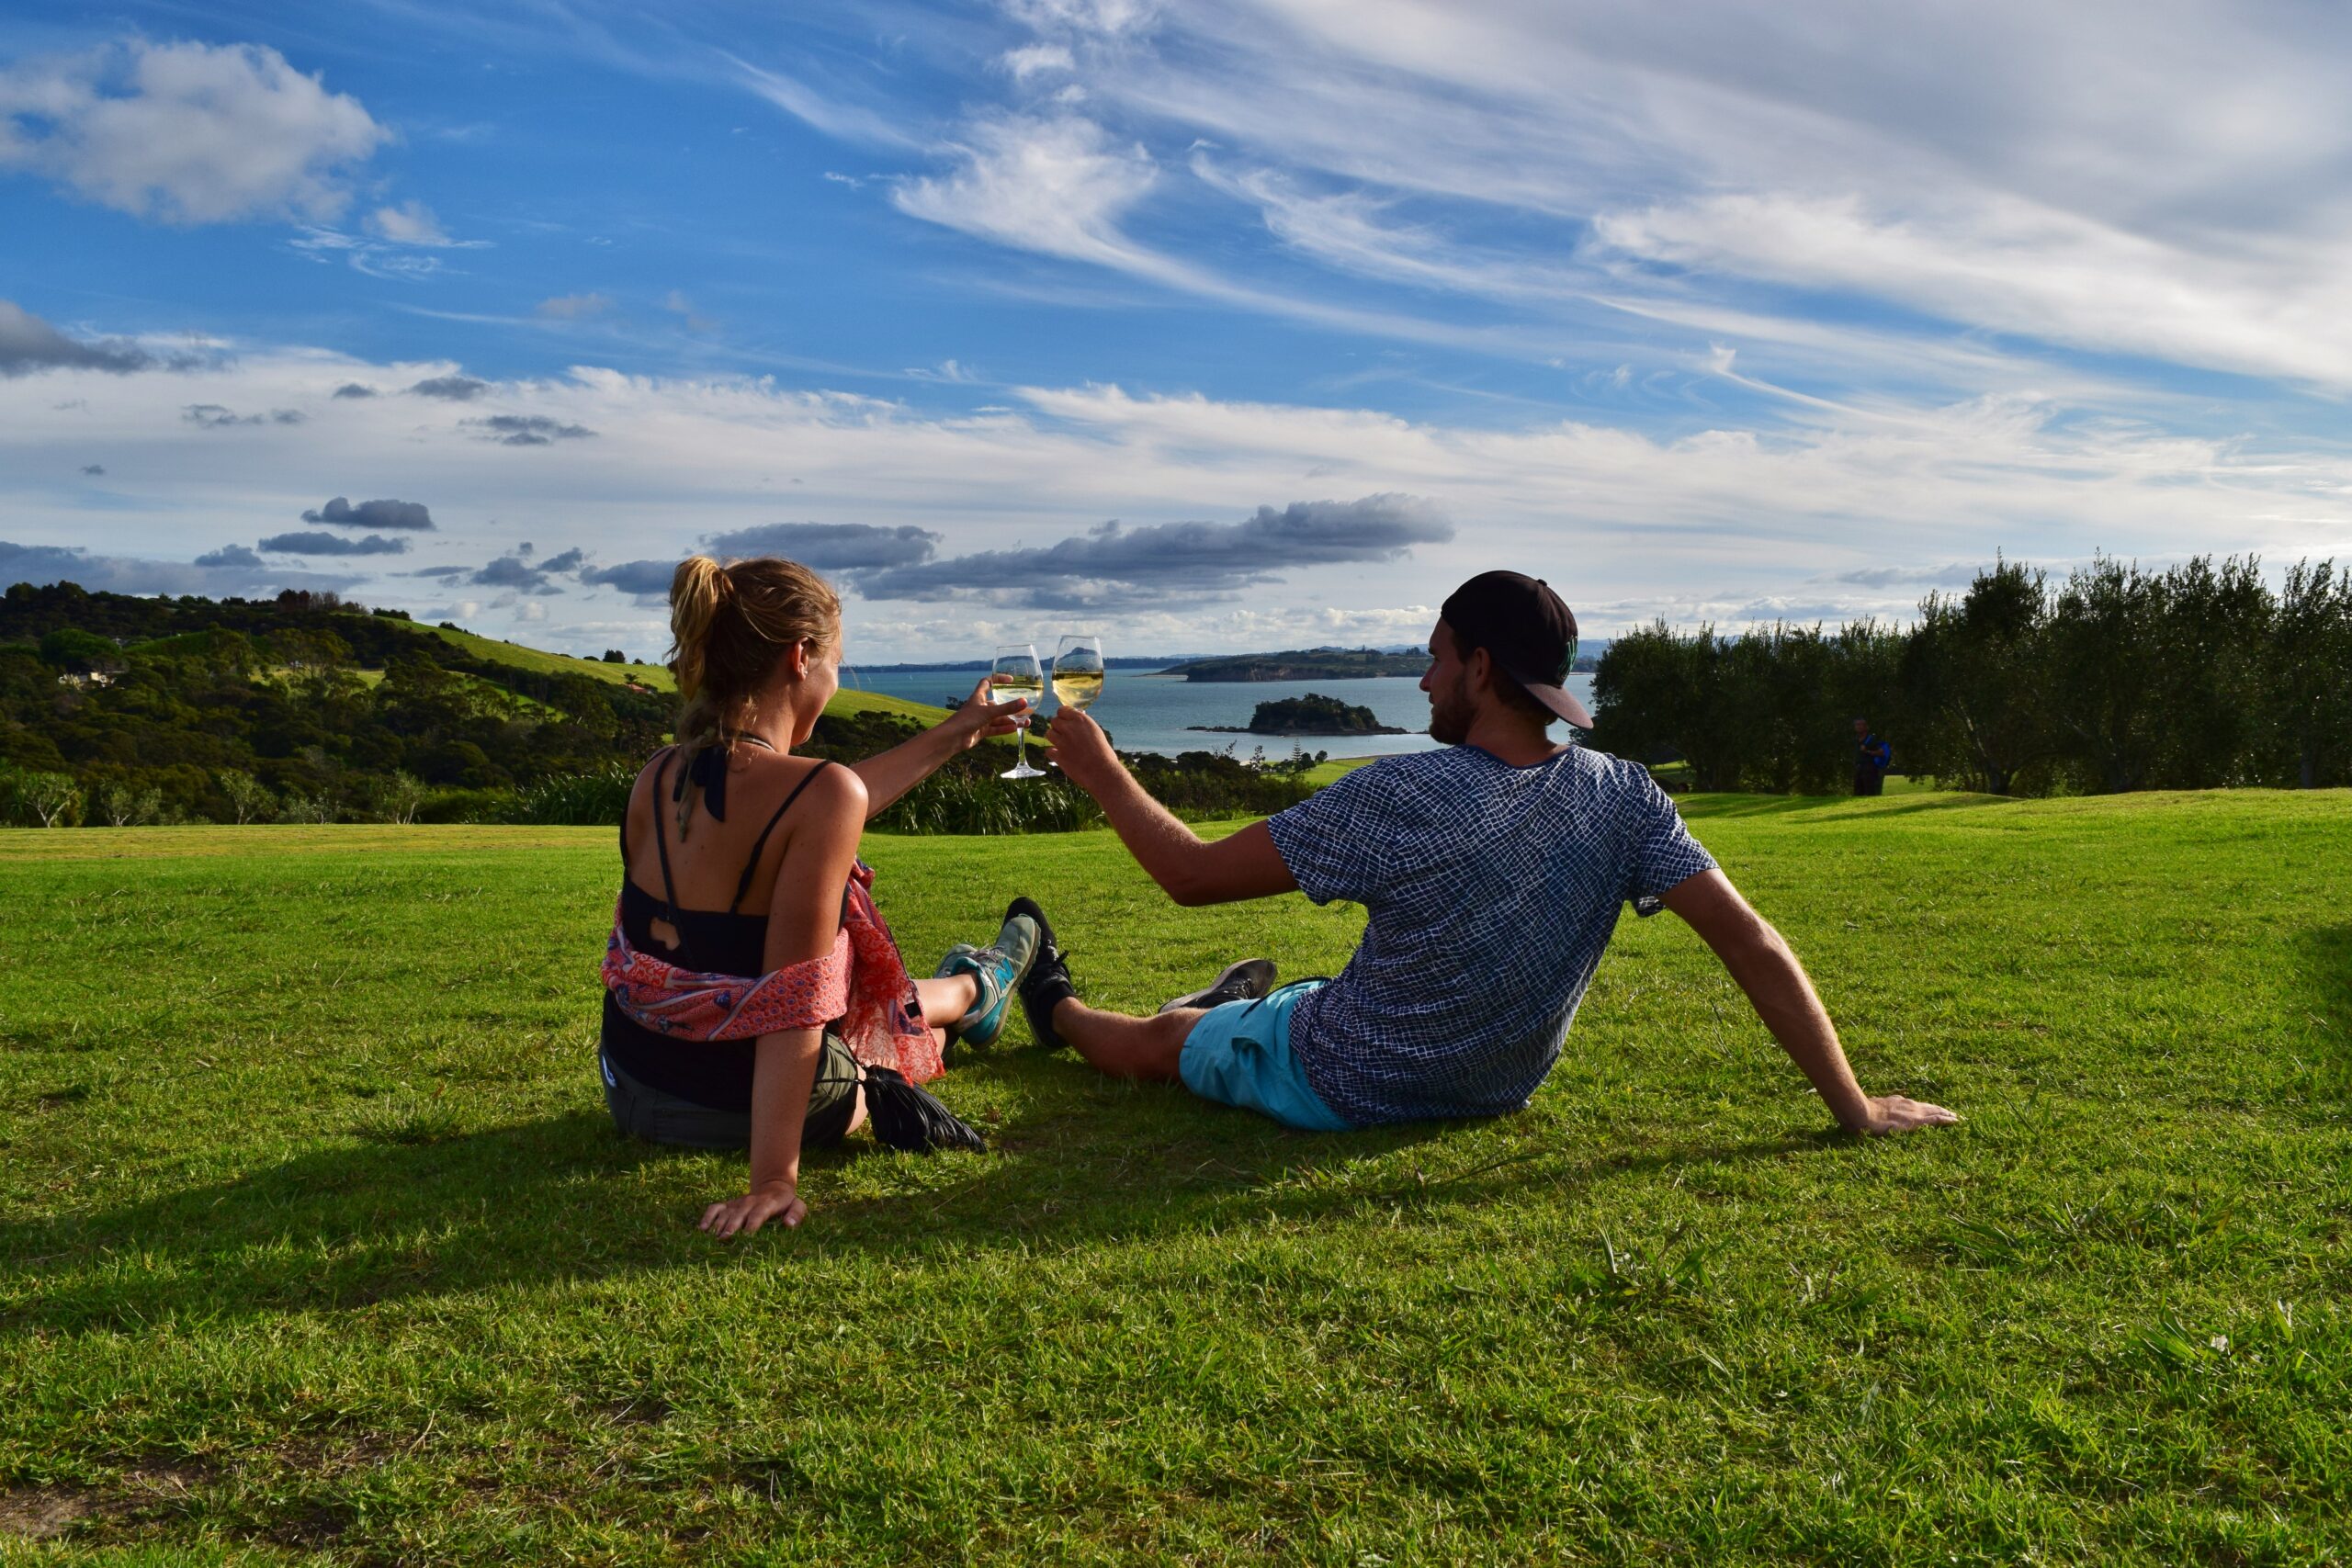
[1657,869,1958,1135]
[1042,709,1298,907]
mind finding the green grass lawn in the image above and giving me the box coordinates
[3,792,2347,1562]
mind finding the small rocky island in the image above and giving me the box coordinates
[1190,692,1408,737]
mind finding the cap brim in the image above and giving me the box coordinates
[1519,681,1594,730]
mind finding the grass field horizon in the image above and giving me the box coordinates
[5,788,2346,1562]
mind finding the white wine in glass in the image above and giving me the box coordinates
[1052,633,1105,711]
[991,643,1046,779]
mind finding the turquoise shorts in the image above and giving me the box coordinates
[1178,980,1351,1132]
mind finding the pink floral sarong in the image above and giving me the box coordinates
[601,860,941,1084]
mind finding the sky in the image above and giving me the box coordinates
[4,0,2350,662]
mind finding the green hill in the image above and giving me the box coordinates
[398,620,946,724]
[402,621,676,692]
[2,789,2344,1560]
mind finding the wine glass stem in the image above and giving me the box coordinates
[1016,725,1028,770]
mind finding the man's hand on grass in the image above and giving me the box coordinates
[699,1179,805,1238]
[1039,707,1122,795]
[1848,1094,1961,1135]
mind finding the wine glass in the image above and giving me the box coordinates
[1053,633,1105,714]
[991,643,1046,779]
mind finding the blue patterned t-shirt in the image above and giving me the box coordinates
[1264,744,1717,1127]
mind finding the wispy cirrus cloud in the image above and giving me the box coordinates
[894,115,1164,276]
[831,0,2352,396]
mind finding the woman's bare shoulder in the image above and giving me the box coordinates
[758,753,864,842]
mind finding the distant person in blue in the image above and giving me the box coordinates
[1025,570,1957,1138]
[1854,717,1893,796]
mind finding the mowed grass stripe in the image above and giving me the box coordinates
[2,791,2346,1562]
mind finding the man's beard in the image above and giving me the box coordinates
[1428,670,1474,744]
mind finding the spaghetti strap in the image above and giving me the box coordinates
[729,758,838,913]
[646,749,694,964]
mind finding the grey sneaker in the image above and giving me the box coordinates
[1157,958,1278,1014]
[934,907,1043,1048]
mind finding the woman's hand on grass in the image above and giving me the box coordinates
[1849,1095,1961,1135]
[946,679,1029,750]
[699,1179,806,1238]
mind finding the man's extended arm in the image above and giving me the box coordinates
[1658,869,1957,1135]
[1042,709,1297,907]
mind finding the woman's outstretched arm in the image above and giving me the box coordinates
[698,764,868,1238]
[848,678,1028,817]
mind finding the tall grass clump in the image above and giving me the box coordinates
[872,772,1103,834]
[500,765,637,825]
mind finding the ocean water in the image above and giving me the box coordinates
[839,665,1600,757]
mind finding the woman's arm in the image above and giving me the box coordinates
[848,678,1028,818]
[698,764,870,1238]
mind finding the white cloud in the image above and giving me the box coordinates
[895,116,1161,274]
[366,199,452,246]
[0,39,387,223]
[1004,0,1159,37]
[1000,43,1077,81]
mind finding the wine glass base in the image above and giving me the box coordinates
[1001,763,1047,779]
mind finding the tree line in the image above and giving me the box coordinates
[1590,556,2352,795]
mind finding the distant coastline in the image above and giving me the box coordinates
[1163,648,1426,682]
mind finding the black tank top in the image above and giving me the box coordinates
[597,750,836,1110]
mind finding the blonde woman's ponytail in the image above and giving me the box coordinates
[668,556,729,705]
[662,553,842,837]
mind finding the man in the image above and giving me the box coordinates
[1022,570,1957,1139]
[1854,717,1893,796]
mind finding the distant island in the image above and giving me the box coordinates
[1161,648,1427,682]
[1190,693,1408,737]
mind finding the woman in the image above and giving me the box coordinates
[599,555,1041,1237]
